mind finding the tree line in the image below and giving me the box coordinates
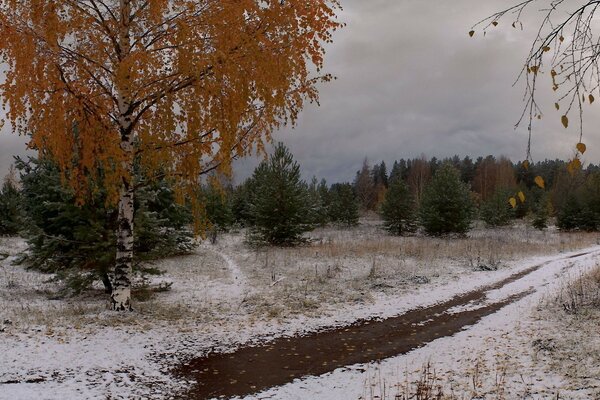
[2,146,600,296]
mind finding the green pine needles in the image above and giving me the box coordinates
[419,164,475,236]
[248,143,314,245]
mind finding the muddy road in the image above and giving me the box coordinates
[175,250,597,399]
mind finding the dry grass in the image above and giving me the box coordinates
[1,221,599,331]
[359,355,529,400]
[230,222,598,321]
[530,263,600,397]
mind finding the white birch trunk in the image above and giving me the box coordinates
[111,0,134,311]
[111,178,134,311]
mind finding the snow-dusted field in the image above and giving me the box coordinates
[1,222,599,399]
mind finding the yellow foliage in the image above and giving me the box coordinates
[534,176,545,189]
[567,157,582,176]
[0,0,342,212]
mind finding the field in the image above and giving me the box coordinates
[1,220,600,399]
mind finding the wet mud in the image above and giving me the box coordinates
[175,251,594,399]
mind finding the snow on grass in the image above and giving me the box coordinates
[241,248,600,400]
[1,223,599,399]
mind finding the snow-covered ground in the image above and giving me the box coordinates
[0,224,599,399]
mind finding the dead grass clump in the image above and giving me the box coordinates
[557,265,600,314]
[359,357,522,400]
[531,263,600,397]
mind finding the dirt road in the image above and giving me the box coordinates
[175,250,598,399]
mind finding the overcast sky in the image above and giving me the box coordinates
[2,0,599,183]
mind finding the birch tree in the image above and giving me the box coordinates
[0,0,340,310]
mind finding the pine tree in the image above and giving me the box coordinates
[200,183,234,234]
[0,171,23,235]
[248,143,313,245]
[556,194,590,231]
[307,177,330,226]
[354,159,376,211]
[532,195,550,230]
[134,176,195,259]
[232,178,259,227]
[328,183,360,226]
[419,163,475,236]
[389,161,404,185]
[380,178,417,235]
[16,157,194,294]
[480,187,515,227]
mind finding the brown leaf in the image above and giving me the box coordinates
[576,142,587,154]
[561,115,569,128]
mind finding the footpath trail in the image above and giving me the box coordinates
[175,249,600,399]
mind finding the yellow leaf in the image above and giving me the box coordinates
[567,158,582,176]
[509,198,517,209]
[518,191,526,203]
[529,65,539,74]
[561,115,569,128]
[590,94,595,104]
[576,142,587,154]
[469,30,475,37]
[522,160,530,170]
[534,176,545,189]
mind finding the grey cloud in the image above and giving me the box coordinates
[2,0,598,184]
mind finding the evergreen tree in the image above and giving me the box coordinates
[480,187,515,227]
[307,177,330,226]
[134,176,195,259]
[248,143,313,245]
[556,194,592,231]
[231,177,258,226]
[200,183,234,233]
[328,183,360,226]
[354,159,376,210]
[16,157,194,294]
[380,178,417,235]
[389,161,403,184]
[532,194,550,230]
[372,161,389,188]
[0,172,23,235]
[460,156,476,185]
[419,163,475,236]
